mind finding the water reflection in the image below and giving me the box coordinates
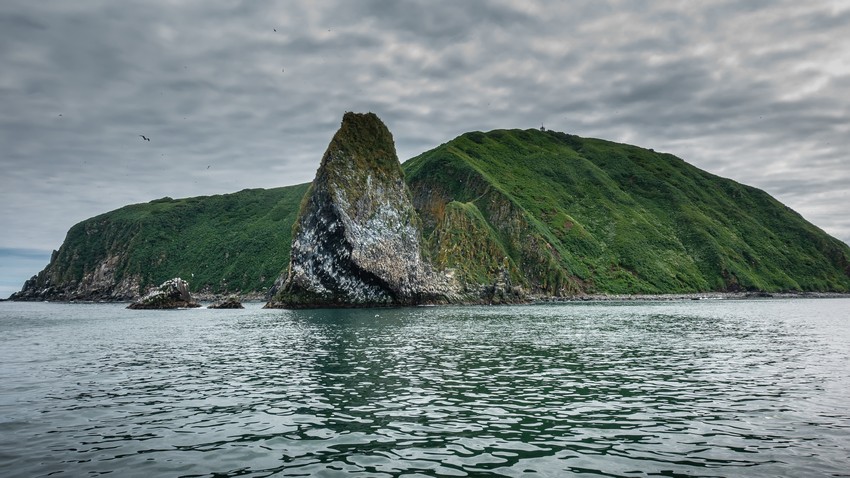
[0,300,848,477]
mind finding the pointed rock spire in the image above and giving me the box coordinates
[266,112,454,308]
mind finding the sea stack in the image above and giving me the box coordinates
[265,112,453,308]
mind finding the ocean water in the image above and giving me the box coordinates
[1,299,848,477]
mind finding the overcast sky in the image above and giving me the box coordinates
[2,1,849,297]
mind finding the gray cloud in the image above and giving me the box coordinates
[2,0,849,293]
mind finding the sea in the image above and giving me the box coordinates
[1,299,848,477]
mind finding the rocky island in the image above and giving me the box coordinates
[9,113,850,304]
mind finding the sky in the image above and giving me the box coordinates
[2,1,849,298]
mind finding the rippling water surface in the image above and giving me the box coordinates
[1,299,849,477]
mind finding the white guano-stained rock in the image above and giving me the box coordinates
[265,112,456,308]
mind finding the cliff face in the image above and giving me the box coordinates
[10,225,144,302]
[266,112,453,308]
[10,185,309,301]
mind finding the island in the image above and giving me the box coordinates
[9,113,850,305]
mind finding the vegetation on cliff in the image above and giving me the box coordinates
[406,129,850,294]
[12,184,307,300]
[267,112,452,308]
[12,126,850,301]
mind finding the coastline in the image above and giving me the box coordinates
[531,291,850,302]
[6,290,850,305]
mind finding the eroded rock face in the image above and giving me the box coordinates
[127,278,200,309]
[480,258,528,305]
[266,112,455,308]
[10,253,142,302]
[208,296,244,309]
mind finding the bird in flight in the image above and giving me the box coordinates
[139,135,150,141]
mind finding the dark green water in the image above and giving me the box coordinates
[1,299,848,477]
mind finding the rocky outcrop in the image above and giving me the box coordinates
[208,296,244,309]
[265,112,456,308]
[127,278,200,309]
[480,258,528,304]
[10,251,142,302]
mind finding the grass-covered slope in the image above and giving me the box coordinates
[405,129,850,294]
[14,127,850,301]
[17,184,308,299]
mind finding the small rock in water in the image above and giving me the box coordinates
[208,296,244,309]
[127,278,200,309]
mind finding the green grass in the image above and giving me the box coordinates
[45,184,309,295]
[30,127,850,298]
[405,129,850,294]
[430,201,518,286]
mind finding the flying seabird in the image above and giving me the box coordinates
[139,135,150,141]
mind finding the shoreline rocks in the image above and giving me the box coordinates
[479,258,529,305]
[208,296,244,309]
[127,278,200,309]
[531,291,850,302]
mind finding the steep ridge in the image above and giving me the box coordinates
[406,129,850,294]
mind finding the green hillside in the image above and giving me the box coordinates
[13,127,850,300]
[405,129,850,294]
[26,184,308,299]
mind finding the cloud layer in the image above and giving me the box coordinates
[2,1,848,284]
